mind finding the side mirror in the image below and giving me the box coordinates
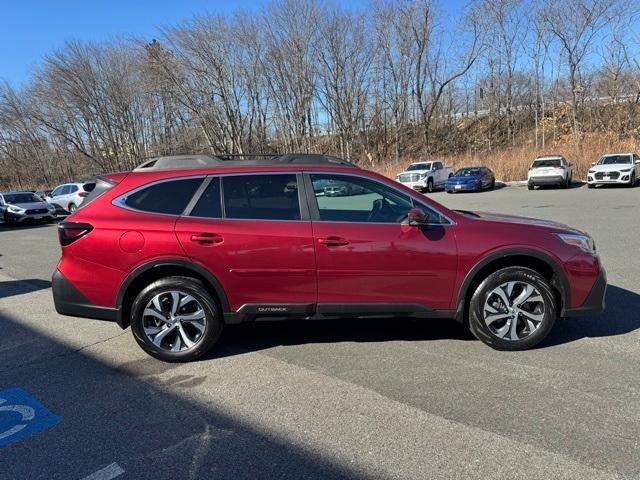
[407,207,429,226]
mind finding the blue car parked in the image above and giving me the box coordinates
[446,166,495,193]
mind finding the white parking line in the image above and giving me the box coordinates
[80,463,125,480]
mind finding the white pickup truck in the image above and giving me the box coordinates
[396,161,454,193]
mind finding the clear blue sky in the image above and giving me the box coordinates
[0,0,261,86]
[0,0,468,87]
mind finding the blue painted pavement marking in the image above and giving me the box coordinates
[0,387,60,447]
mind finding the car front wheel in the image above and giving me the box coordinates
[468,267,556,351]
[130,276,223,362]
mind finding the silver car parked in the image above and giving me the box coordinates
[46,182,96,213]
[0,191,57,225]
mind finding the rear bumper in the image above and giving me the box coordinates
[561,267,607,317]
[52,269,118,322]
[529,175,565,185]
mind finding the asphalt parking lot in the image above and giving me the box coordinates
[1,183,639,479]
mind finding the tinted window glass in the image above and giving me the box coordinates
[598,155,632,165]
[124,178,203,215]
[190,178,222,218]
[310,174,412,223]
[532,159,561,168]
[222,174,300,220]
[407,163,430,171]
[68,185,79,193]
[3,193,42,204]
[80,178,115,208]
[51,186,63,197]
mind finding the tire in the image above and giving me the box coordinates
[426,178,434,193]
[468,267,556,351]
[562,176,569,189]
[130,276,223,362]
[489,179,495,190]
[587,183,595,189]
[627,173,636,188]
[68,203,77,213]
[527,183,534,190]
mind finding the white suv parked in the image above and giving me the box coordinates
[527,156,573,190]
[396,161,453,193]
[587,153,639,188]
[46,182,96,213]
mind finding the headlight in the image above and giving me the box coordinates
[620,168,632,172]
[7,205,24,214]
[555,233,596,254]
[419,173,427,179]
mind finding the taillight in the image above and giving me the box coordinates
[79,192,88,197]
[58,222,93,246]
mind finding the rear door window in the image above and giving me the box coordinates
[190,177,222,218]
[222,174,300,220]
[123,178,203,215]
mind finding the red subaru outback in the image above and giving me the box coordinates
[52,154,606,362]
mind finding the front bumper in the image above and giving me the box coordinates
[398,180,427,190]
[4,211,55,223]
[561,267,607,317]
[528,175,565,186]
[52,269,118,322]
[587,173,632,185]
[446,182,479,192]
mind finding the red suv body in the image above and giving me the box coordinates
[52,154,606,361]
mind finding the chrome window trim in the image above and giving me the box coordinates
[306,171,456,226]
[113,171,305,221]
[112,175,207,217]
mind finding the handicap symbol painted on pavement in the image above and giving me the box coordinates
[0,388,60,447]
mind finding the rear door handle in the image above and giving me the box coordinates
[190,233,224,245]
[318,236,350,247]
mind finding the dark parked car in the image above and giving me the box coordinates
[52,154,605,362]
[446,166,495,193]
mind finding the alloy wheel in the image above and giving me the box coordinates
[482,281,545,341]
[142,290,207,352]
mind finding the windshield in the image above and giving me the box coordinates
[454,168,481,176]
[2,193,42,204]
[532,159,561,168]
[407,163,431,171]
[598,155,632,165]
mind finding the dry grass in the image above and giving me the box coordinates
[373,134,640,182]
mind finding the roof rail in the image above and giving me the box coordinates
[133,153,358,171]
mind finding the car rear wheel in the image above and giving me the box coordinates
[468,267,556,351]
[527,183,534,190]
[130,276,223,362]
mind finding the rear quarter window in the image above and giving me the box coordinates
[122,178,203,215]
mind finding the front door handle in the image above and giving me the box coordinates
[190,233,224,245]
[318,236,350,247]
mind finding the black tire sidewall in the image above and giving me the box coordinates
[427,179,434,192]
[468,267,556,351]
[130,276,223,362]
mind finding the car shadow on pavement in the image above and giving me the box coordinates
[0,309,368,480]
[208,316,472,360]
[542,284,640,347]
[0,279,52,299]
[0,221,58,231]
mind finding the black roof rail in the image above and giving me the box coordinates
[133,153,358,171]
